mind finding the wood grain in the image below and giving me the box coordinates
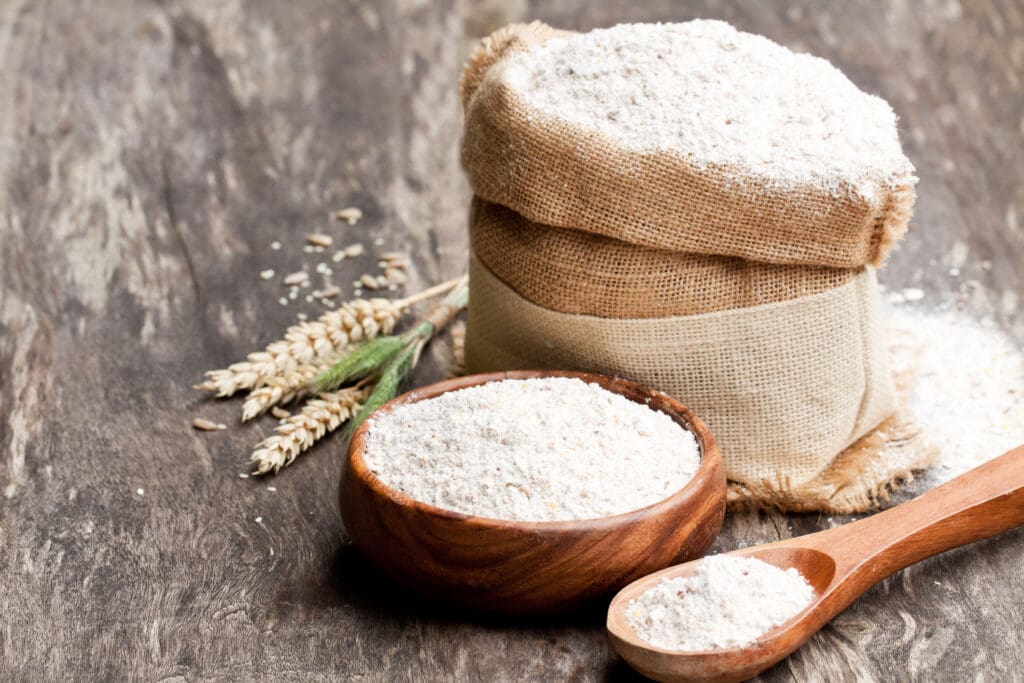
[0,0,1021,680]
[342,370,726,615]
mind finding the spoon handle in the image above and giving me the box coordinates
[804,444,1024,585]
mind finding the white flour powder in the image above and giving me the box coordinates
[626,554,815,651]
[500,21,913,197]
[362,377,700,521]
[890,306,1024,481]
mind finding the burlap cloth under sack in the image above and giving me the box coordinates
[460,22,916,269]
[471,198,856,318]
[466,253,917,506]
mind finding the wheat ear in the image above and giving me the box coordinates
[241,354,340,421]
[196,298,401,397]
[249,386,368,474]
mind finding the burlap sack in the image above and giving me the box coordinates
[728,333,939,513]
[471,197,855,318]
[460,22,916,269]
[465,253,898,488]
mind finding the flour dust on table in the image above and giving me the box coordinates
[889,305,1024,481]
[362,377,701,522]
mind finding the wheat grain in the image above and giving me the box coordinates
[334,207,363,224]
[343,243,365,257]
[313,285,341,299]
[360,274,379,290]
[307,233,333,247]
[197,298,402,397]
[192,418,223,431]
[385,268,407,285]
[270,406,291,420]
[250,386,367,474]
[283,271,309,286]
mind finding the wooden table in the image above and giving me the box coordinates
[2,1,1021,680]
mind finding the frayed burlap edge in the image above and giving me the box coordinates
[460,21,572,109]
[869,182,916,269]
[727,339,938,514]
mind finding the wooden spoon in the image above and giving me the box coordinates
[607,444,1024,682]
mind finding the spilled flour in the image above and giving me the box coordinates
[363,377,700,522]
[890,306,1024,481]
[501,20,914,196]
[626,554,815,651]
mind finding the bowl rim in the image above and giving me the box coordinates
[345,369,723,532]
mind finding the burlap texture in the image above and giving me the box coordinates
[727,411,937,514]
[727,343,938,513]
[471,197,856,318]
[460,22,916,269]
[465,253,897,488]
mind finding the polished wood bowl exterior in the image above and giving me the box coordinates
[340,370,726,615]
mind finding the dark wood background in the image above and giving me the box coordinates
[1,0,1021,680]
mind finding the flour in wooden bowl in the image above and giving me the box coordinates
[362,377,701,522]
[500,20,913,197]
[626,554,815,651]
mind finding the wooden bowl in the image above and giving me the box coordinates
[339,370,727,615]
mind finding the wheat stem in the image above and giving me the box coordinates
[395,275,467,308]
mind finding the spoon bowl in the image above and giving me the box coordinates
[607,445,1024,682]
[607,546,837,682]
[340,370,727,615]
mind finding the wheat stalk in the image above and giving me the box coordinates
[197,278,464,398]
[247,277,470,475]
[196,298,402,397]
[249,386,368,474]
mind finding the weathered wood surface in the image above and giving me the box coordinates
[0,0,1021,680]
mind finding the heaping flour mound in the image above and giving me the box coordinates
[362,377,701,522]
[626,554,815,651]
[500,20,912,196]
